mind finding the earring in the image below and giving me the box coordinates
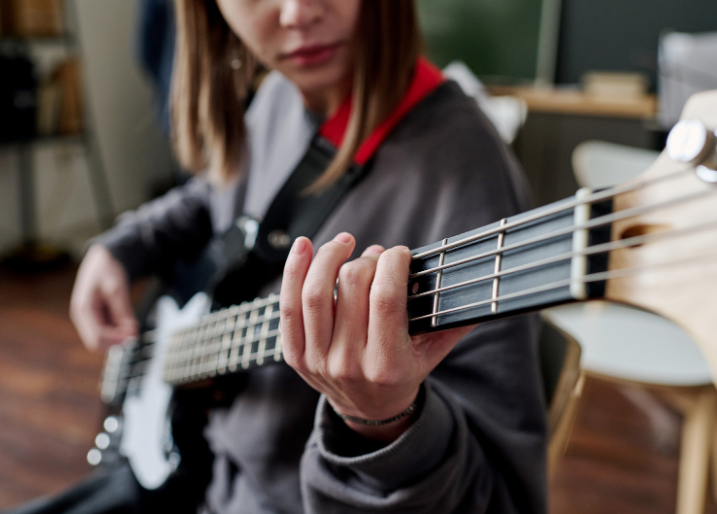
[230,57,243,70]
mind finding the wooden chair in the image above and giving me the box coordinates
[544,140,717,514]
[538,315,584,480]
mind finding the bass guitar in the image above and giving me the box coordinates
[90,90,717,490]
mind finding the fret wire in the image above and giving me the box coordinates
[202,309,233,368]
[242,300,262,369]
[216,308,239,373]
[491,219,507,314]
[410,186,717,279]
[192,312,219,377]
[235,328,282,353]
[204,315,227,376]
[179,330,188,380]
[206,310,231,372]
[227,310,280,336]
[431,240,448,328]
[409,218,717,304]
[164,334,176,382]
[228,309,251,372]
[410,250,717,324]
[189,318,210,381]
[169,294,279,376]
[216,312,238,374]
[411,166,691,261]
[171,330,183,382]
[182,316,203,380]
[214,314,232,373]
[256,295,277,366]
[188,319,205,376]
[187,294,276,342]
[163,346,286,385]
[274,329,283,362]
[199,315,221,376]
[244,341,283,367]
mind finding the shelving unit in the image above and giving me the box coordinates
[0,26,114,270]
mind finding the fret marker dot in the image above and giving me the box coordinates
[412,282,419,294]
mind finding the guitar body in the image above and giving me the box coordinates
[120,293,211,489]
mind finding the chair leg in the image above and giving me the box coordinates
[712,419,717,504]
[547,372,585,480]
[676,387,717,514]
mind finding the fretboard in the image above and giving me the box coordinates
[160,190,613,387]
[163,294,282,385]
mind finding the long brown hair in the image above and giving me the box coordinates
[171,0,421,186]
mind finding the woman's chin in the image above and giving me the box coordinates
[276,57,352,104]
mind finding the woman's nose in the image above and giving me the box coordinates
[279,0,324,29]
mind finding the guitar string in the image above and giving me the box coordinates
[180,219,716,368]
[408,219,717,300]
[138,310,281,368]
[146,297,279,368]
[169,329,283,384]
[411,165,692,260]
[111,166,711,383]
[118,164,697,355]
[114,243,717,384]
[117,221,717,383]
[120,189,717,375]
[119,323,283,383]
[122,223,715,386]
[166,314,281,375]
[410,186,717,279]
[408,250,717,323]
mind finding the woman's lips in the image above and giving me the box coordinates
[282,42,343,67]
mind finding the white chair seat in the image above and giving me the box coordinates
[545,302,712,387]
[572,141,659,189]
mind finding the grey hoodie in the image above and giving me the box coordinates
[99,72,546,514]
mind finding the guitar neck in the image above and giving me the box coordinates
[161,190,613,387]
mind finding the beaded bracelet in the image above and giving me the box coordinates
[334,402,417,426]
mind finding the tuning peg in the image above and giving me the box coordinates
[667,119,717,171]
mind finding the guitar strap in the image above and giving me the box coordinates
[177,59,445,308]
[208,137,364,307]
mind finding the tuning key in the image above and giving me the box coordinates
[667,119,717,174]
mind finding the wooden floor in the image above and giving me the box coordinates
[0,265,714,513]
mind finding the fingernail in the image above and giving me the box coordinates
[292,237,307,255]
[333,232,352,244]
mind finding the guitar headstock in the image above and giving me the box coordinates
[605,90,717,380]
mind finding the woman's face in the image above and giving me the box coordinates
[216,0,361,112]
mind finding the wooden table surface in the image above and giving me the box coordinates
[488,85,657,119]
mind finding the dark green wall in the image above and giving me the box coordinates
[556,0,717,88]
[417,0,543,82]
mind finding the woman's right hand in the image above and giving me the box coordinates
[70,244,138,351]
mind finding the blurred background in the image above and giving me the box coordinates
[0,0,716,512]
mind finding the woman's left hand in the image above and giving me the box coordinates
[280,232,475,442]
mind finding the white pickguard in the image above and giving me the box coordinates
[120,292,211,490]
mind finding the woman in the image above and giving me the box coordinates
[62,1,547,513]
